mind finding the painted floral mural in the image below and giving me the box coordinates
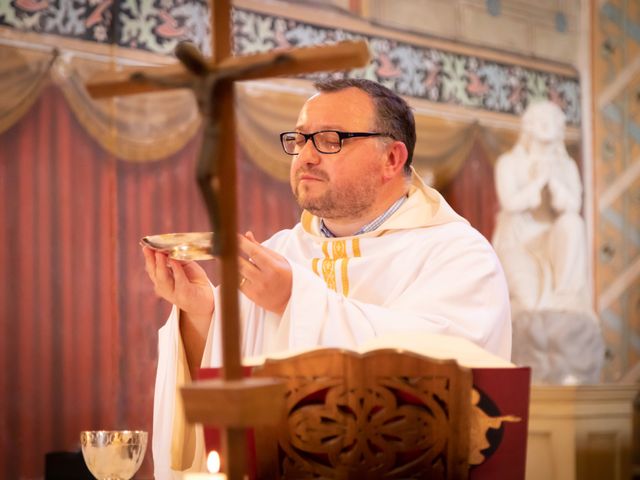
[0,1,580,124]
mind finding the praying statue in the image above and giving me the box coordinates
[493,101,589,313]
[492,100,604,384]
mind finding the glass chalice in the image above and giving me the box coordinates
[80,430,148,480]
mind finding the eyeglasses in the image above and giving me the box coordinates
[279,130,389,155]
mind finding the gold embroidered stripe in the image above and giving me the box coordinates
[311,239,362,295]
[322,241,329,258]
[322,257,337,291]
[341,258,350,296]
[332,239,347,259]
[352,238,361,257]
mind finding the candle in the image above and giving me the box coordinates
[182,451,226,479]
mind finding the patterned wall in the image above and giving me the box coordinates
[593,0,640,379]
[0,0,212,54]
[0,0,580,124]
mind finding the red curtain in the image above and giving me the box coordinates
[440,140,498,242]
[0,85,298,479]
[0,83,507,480]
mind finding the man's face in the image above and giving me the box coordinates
[289,88,388,220]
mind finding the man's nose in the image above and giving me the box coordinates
[296,138,321,164]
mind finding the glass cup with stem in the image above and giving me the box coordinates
[80,430,148,480]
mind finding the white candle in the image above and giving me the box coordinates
[182,451,226,480]
[182,473,226,480]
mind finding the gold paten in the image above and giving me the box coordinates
[140,232,214,261]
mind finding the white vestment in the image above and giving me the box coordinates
[152,175,511,479]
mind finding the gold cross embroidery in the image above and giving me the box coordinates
[312,239,361,296]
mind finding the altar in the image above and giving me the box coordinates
[525,384,637,480]
[184,334,531,479]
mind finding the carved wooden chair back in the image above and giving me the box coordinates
[252,348,472,479]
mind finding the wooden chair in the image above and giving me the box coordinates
[252,348,472,479]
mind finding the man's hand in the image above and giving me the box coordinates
[237,232,292,315]
[143,246,214,377]
[142,246,214,318]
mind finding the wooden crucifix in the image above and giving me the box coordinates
[86,1,369,478]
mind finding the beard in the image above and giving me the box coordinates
[292,168,379,220]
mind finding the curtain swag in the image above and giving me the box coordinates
[0,44,574,187]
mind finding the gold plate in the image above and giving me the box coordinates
[140,232,214,261]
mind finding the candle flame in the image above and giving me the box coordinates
[207,450,221,474]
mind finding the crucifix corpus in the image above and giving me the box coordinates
[86,1,370,478]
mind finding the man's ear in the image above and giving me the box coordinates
[382,140,408,180]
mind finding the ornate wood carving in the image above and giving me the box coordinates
[253,349,472,479]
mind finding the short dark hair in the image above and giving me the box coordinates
[313,78,416,175]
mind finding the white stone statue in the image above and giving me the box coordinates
[492,101,589,314]
[492,101,605,384]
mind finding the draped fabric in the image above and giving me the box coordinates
[0,44,546,189]
[57,58,201,162]
[441,140,500,239]
[0,84,298,479]
[0,46,55,134]
[0,45,201,162]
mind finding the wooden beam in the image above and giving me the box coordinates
[181,378,286,427]
[208,2,247,478]
[212,0,232,62]
[85,40,370,99]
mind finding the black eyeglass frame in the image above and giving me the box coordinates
[279,130,390,155]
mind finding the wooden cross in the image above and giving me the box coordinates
[86,1,369,478]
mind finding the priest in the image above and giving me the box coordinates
[143,79,511,479]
